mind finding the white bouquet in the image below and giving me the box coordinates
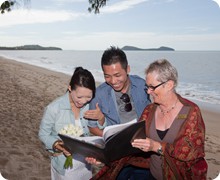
[59,124,83,169]
[59,124,83,137]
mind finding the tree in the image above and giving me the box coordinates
[0,0,14,13]
[0,0,108,14]
[88,0,108,14]
[0,0,30,14]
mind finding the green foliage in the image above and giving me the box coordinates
[0,0,108,14]
[64,156,73,169]
[0,45,62,50]
[0,1,14,14]
[88,0,108,14]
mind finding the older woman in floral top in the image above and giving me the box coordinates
[88,59,207,180]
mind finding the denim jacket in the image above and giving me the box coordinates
[88,75,151,128]
[38,92,91,175]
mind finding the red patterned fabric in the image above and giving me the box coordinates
[91,94,207,180]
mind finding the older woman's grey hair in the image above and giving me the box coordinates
[145,59,178,88]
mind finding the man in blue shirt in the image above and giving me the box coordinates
[85,46,151,136]
[84,46,151,179]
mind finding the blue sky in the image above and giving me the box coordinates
[0,0,220,50]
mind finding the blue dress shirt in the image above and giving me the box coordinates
[88,75,151,128]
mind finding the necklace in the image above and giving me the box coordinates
[159,98,178,115]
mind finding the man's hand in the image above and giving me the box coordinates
[84,103,105,125]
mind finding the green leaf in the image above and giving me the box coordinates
[64,155,73,169]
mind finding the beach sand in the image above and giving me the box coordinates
[0,57,219,180]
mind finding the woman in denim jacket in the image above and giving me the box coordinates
[39,67,96,180]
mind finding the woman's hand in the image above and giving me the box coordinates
[131,138,161,152]
[53,140,71,156]
[53,140,73,169]
[85,157,102,165]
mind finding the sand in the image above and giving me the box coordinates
[0,57,219,180]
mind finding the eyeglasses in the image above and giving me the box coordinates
[145,80,168,91]
[120,93,132,112]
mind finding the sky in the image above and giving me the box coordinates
[0,0,220,50]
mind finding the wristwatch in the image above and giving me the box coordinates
[157,145,163,155]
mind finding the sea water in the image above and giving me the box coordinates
[1,50,220,107]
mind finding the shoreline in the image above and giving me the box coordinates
[0,57,219,179]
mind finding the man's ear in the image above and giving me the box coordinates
[127,65,131,74]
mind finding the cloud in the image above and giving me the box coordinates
[101,0,148,13]
[52,0,85,2]
[212,0,220,8]
[0,9,85,27]
[164,0,176,2]
[182,26,211,33]
[49,0,86,7]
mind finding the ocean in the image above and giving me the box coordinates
[1,50,220,107]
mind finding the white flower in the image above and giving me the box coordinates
[59,124,83,137]
[59,124,84,169]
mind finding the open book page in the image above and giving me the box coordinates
[103,119,137,141]
[65,135,105,147]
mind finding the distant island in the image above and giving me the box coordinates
[0,45,62,50]
[121,46,175,51]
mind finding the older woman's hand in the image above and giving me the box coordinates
[131,138,161,153]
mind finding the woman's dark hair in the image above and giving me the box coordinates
[69,67,96,98]
[101,46,128,70]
